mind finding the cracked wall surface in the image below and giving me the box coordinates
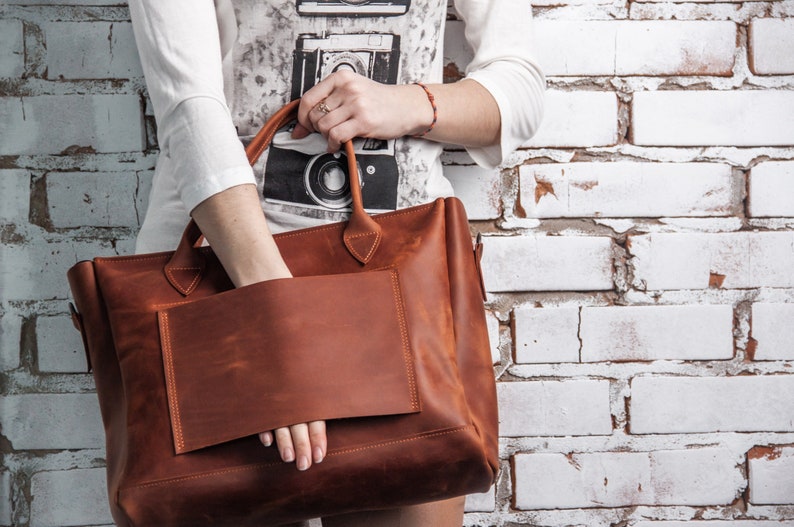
[1,0,794,526]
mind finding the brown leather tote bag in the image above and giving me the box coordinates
[67,100,498,527]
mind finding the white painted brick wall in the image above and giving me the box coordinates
[0,239,118,301]
[30,469,112,527]
[45,22,142,79]
[445,162,501,220]
[632,91,794,146]
[630,376,794,434]
[481,235,614,292]
[0,20,24,78]
[0,95,144,155]
[464,486,495,513]
[580,305,734,362]
[0,312,22,371]
[0,472,9,527]
[524,90,619,148]
[0,394,104,449]
[514,448,743,509]
[0,169,31,224]
[46,171,141,228]
[632,522,793,526]
[629,232,794,290]
[36,315,89,373]
[748,446,794,505]
[750,18,794,75]
[3,1,794,525]
[752,303,794,361]
[748,161,794,217]
[513,306,581,363]
[498,380,613,436]
[519,162,737,218]
[535,21,735,76]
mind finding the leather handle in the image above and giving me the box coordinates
[165,99,382,295]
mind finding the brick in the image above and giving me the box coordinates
[531,0,612,5]
[445,163,501,220]
[443,20,472,82]
[535,21,735,76]
[580,305,734,362]
[752,303,794,361]
[0,169,30,224]
[30,469,112,527]
[486,311,500,364]
[0,239,117,301]
[629,232,794,290]
[748,446,794,505]
[0,20,24,78]
[520,162,735,218]
[8,0,125,3]
[0,394,103,450]
[630,375,794,434]
[481,235,613,292]
[0,95,144,155]
[0,471,9,526]
[632,522,790,526]
[748,161,794,217]
[513,306,580,363]
[464,485,495,512]
[37,315,89,373]
[750,19,794,75]
[514,448,742,509]
[632,91,794,146]
[525,91,619,148]
[498,380,612,437]
[45,22,142,80]
[0,312,22,371]
[47,171,141,228]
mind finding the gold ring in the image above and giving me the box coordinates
[316,101,331,114]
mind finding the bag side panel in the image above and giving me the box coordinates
[67,262,133,527]
[444,198,500,477]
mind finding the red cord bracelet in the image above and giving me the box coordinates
[413,82,437,137]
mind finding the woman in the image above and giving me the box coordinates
[128,0,544,524]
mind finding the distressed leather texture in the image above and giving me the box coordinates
[67,100,498,526]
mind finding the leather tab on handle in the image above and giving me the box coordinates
[342,141,382,264]
[164,99,382,294]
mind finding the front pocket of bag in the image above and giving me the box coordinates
[157,268,420,454]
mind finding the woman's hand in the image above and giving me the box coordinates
[259,421,327,471]
[191,185,327,471]
[293,70,435,152]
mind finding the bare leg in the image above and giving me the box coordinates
[321,496,465,527]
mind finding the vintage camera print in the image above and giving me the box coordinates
[295,0,411,17]
[264,32,402,213]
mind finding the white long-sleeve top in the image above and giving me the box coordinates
[129,0,545,253]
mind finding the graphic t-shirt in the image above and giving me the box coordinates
[128,0,545,251]
[231,0,453,229]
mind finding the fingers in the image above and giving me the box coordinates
[269,421,327,471]
[258,430,273,446]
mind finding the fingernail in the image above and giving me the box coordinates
[260,433,272,446]
[297,455,310,471]
[283,448,294,463]
[314,446,324,464]
[291,124,310,139]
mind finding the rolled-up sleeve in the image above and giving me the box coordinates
[454,0,546,168]
[128,0,254,213]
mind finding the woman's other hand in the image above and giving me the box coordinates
[293,70,434,152]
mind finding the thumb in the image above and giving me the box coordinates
[291,123,311,139]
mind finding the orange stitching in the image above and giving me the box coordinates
[165,266,202,295]
[390,270,419,411]
[121,426,473,491]
[159,312,185,452]
[345,231,381,262]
